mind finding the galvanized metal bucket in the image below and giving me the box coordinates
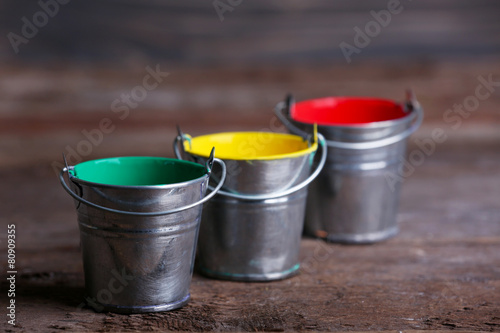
[276,92,423,244]
[59,151,226,313]
[174,130,327,281]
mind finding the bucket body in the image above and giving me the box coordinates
[199,169,309,281]
[178,132,319,281]
[278,96,422,244]
[64,157,211,313]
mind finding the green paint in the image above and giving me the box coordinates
[70,156,205,186]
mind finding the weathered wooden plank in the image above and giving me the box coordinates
[1,123,499,331]
[1,0,500,63]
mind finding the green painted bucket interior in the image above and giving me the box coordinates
[70,157,206,186]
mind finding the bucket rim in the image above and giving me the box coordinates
[183,131,318,161]
[292,96,414,129]
[69,156,209,190]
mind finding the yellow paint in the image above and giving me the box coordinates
[184,131,317,160]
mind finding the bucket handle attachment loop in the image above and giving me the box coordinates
[205,147,215,176]
[59,155,227,216]
[275,92,423,150]
[173,125,199,163]
[173,133,328,201]
[274,94,312,142]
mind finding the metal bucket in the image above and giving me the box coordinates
[174,130,326,281]
[59,151,226,313]
[276,92,423,244]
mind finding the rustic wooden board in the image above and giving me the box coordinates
[1,0,500,64]
[1,111,500,332]
[0,56,500,331]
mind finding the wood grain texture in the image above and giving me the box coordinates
[0,60,500,331]
[1,0,500,64]
[0,2,500,329]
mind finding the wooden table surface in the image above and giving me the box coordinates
[1,59,499,332]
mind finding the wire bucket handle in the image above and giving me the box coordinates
[275,91,423,150]
[59,149,227,216]
[173,130,327,201]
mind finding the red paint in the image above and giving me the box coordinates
[292,97,407,126]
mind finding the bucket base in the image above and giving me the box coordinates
[199,263,300,282]
[87,293,190,314]
[323,226,398,244]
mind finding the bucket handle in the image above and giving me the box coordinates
[173,132,327,201]
[275,91,423,150]
[58,150,227,216]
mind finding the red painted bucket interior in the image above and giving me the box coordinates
[292,97,407,126]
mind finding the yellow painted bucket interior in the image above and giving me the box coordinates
[183,132,317,160]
